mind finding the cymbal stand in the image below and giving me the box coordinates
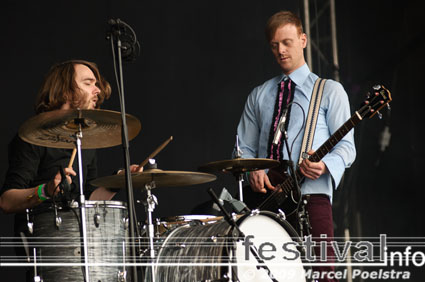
[234,135,244,202]
[74,115,90,282]
[144,180,158,282]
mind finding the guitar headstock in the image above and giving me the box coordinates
[358,85,392,119]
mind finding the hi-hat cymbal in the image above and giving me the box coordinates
[198,158,280,174]
[90,168,217,189]
[19,109,141,149]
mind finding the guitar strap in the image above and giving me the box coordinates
[298,78,327,164]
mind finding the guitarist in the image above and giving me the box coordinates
[236,11,356,281]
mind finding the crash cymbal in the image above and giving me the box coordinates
[90,168,217,189]
[198,158,280,174]
[19,109,141,149]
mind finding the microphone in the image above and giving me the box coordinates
[107,18,119,26]
[107,18,141,61]
[212,187,250,213]
[272,107,289,145]
[58,166,72,202]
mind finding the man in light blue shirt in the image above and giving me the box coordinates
[236,11,356,281]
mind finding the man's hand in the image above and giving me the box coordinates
[117,164,144,175]
[46,167,76,196]
[249,169,275,193]
[299,150,328,180]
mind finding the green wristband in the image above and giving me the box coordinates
[37,184,47,201]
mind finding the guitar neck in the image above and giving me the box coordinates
[308,112,361,163]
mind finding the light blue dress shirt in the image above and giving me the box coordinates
[236,64,356,200]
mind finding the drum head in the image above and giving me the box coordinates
[235,211,306,281]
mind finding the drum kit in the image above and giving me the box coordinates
[19,108,311,282]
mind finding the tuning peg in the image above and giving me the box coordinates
[373,85,381,91]
[386,104,391,111]
[377,111,383,119]
[366,92,371,98]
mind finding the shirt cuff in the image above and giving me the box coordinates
[322,154,346,189]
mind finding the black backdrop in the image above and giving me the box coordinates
[1,0,424,281]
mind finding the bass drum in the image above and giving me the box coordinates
[146,211,308,282]
[32,200,130,282]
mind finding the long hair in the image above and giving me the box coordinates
[265,11,304,42]
[35,60,111,114]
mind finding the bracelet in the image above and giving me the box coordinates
[43,183,52,198]
[36,184,49,202]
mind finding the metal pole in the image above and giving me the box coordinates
[330,0,340,81]
[116,38,138,282]
[303,0,313,70]
[76,128,90,282]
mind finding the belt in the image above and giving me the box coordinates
[302,194,330,201]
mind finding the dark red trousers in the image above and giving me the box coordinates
[304,194,338,282]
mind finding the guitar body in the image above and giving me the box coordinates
[242,167,301,216]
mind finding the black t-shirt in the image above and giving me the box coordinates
[1,134,98,235]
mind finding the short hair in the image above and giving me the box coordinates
[35,59,111,114]
[265,11,304,42]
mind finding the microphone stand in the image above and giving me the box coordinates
[233,135,245,202]
[108,24,138,282]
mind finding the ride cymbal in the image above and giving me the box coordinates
[19,109,141,149]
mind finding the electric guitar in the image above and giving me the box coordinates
[243,84,392,216]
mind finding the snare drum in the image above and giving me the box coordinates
[32,200,130,282]
[153,214,221,236]
[146,210,308,282]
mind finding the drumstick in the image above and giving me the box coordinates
[68,148,77,168]
[139,136,173,168]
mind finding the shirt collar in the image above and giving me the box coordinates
[278,63,311,86]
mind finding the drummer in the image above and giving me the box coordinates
[0,60,139,270]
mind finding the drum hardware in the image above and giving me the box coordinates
[93,213,101,228]
[118,241,128,282]
[296,199,312,239]
[20,232,31,263]
[277,209,286,221]
[53,205,62,229]
[93,202,100,227]
[33,248,43,282]
[249,209,260,216]
[234,135,245,202]
[123,217,129,230]
[140,160,159,282]
[66,113,90,281]
[26,209,34,234]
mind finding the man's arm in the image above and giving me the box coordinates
[1,167,76,213]
[237,88,275,192]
